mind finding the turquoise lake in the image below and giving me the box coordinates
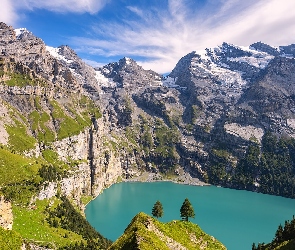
[85,182,295,250]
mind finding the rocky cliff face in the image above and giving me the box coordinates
[0,22,125,203]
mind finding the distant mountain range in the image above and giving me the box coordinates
[1,21,295,249]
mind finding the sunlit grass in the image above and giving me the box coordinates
[13,198,84,248]
[0,148,39,185]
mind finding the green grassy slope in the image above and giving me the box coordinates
[109,212,226,250]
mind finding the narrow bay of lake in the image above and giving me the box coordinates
[85,182,295,250]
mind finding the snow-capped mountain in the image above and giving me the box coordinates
[44,33,295,139]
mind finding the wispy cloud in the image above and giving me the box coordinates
[82,59,105,68]
[2,0,109,26]
[126,6,144,18]
[14,0,109,14]
[2,0,295,74]
[1,0,18,26]
[72,0,295,73]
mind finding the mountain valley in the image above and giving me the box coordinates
[1,21,295,249]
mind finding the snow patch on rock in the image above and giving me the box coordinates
[46,46,73,64]
[228,55,274,69]
[162,76,179,88]
[14,28,27,38]
[95,70,117,88]
[208,63,246,86]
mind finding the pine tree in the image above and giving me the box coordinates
[274,224,284,243]
[152,200,163,218]
[180,198,195,221]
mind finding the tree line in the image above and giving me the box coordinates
[252,216,295,249]
[208,131,295,199]
[47,196,112,249]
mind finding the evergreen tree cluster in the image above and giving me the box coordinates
[38,164,63,182]
[47,196,112,249]
[58,239,103,250]
[208,131,295,198]
[252,216,295,250]
[232,131,295,198]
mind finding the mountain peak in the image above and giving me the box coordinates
[0,22,16,44]
[119,56,137,67]
[14,27,39,42]
[250,41,280,56]
[14,28,28,38]
[57,45,79,61]
[0,22,11,30]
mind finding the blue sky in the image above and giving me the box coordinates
[2,0,295,73]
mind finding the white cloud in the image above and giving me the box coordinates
[1,0,108,27]
[221,0,295,46]
[71,0,295,73]
[15,0,108,14]
[0,0,18,26]
[126,6,144,17]
[82,59,105,68]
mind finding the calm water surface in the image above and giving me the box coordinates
[85,182,295,250]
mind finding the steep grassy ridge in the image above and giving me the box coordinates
[109,212,226,250]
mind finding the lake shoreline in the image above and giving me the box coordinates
[85,169,294,210]
[85,172,208,208]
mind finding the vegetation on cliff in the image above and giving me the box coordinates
[207,131,295,199]
[252,216,295,250]
[0,227,23,250]
[0,145,111,249]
